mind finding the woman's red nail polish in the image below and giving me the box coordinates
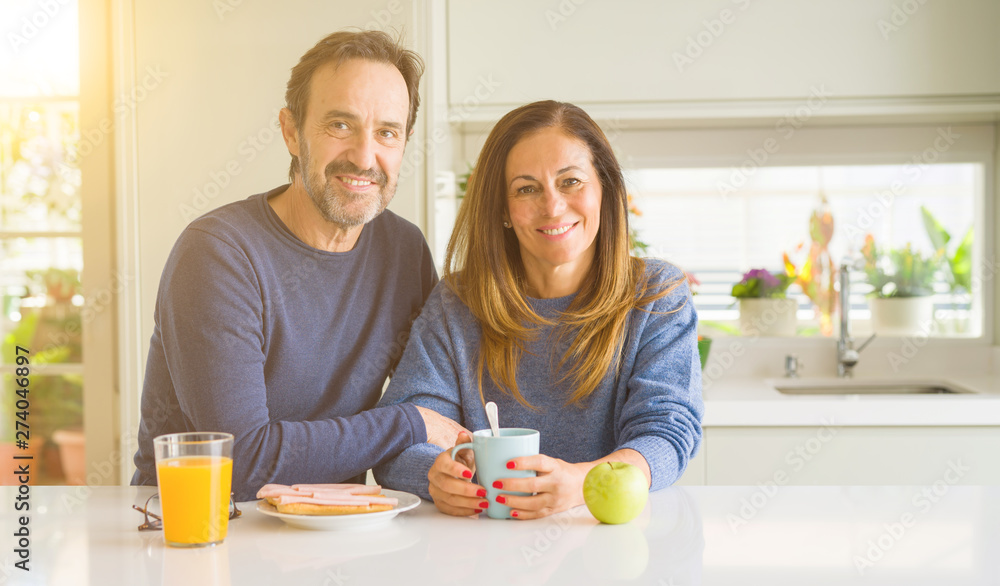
[511,511,519,518]
[474,509,482,514]
[492,481,503,489]
[462,470,472,479]
[479,500,489,508]
[476,488,487,497]
[506,462,515,469]
[496,495,506,504]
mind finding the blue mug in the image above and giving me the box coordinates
[451,428,540,519]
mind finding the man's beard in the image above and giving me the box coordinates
[299,140,396,228]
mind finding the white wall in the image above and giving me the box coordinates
[995,122,1000,348]
[449,0,1000,111]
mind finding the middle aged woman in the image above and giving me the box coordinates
[374,100,703,519]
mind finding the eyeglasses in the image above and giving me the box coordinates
[132,492,242,531]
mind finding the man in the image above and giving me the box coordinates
[132,30,465,500]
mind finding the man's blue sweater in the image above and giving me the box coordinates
[131,186,436,500]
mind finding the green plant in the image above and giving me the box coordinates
[861,234,942,298]
[1,104,82,229]
[684,272,712,365]
[699,320,740,336]
[1,269,84,443]
[921,206,973,294]
[455,163,475,199]
[627,195,650,256]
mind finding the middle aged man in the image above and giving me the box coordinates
[131,30,465,500]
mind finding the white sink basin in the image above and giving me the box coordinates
[772,379,975,396]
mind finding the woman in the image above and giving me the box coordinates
[374,100,703,519]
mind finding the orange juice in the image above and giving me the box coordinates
[156,456,232,546]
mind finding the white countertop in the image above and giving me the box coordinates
[702,374,1000,427]
[3,485,997,585]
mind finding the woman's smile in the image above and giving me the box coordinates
[537,221,579,239]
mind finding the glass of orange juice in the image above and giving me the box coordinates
[153,432,234,548]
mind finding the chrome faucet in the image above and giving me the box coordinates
[838,259,876,378]
[785,354,802,378]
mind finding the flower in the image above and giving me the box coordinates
[731,267,795,299]
[743,269,780,289]
[626,194,643,217]
[627,194,650,256]
[683,271,701,293]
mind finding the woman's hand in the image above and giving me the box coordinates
[427,432,490,517]
[493,455,589,520]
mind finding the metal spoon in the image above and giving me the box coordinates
[485,401,500,437]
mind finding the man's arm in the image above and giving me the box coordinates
[373,284,468,499]
[155,228,428,500]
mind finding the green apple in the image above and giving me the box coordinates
[583,462,648,524]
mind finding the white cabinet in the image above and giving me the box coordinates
[675,445,707,486]
[704,426,1000,485]
[448,0,1000,113]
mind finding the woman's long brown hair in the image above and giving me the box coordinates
[444,101,682,407]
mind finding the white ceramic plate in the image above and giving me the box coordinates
[255,489,421,531]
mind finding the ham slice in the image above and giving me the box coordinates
[274,494,399,507]
[291,483,382,495]
[256,484,303,499]
[256,482,394,507]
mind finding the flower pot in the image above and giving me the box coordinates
[738,298,798,337]
[0,441,42,485]
[869,296,935,337]
[52,429,86,485]
[697,338,712,369]
[42,441,64,480]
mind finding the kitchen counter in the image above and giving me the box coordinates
[702,374,1000,426]
[3,485,997,585]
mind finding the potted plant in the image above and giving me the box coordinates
[731,268,798,336]
[2,269,85,484]
[922,206,973,333]
[861,234,941,336]
[32,268,85,484]
[1,313,45,484]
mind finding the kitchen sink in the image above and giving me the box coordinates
[773,379,975,395]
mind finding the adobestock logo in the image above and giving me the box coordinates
[179,107,282,222]
[853,460,971,575]
[448,74,501,124]
[672,0,753,73]
[715,85,833,200]
[877,0,930,40]
[838,125,961,245]
[727,418,839,534]
[545,0,589,31]
[7,0,71,54]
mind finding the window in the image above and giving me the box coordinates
[1,0,112,486]
[628,162,984,338]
